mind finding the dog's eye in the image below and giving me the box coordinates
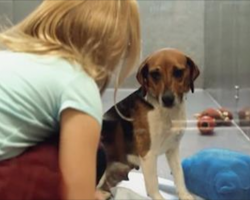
[150,70,161,81]
[173,68,184,79]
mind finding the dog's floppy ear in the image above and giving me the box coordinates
[186,56,200,93]
[136,62,149,85]
[136,57,150,93]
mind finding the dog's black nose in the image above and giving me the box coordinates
[162,91,175,107]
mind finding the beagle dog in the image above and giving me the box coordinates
[98,48,200,200]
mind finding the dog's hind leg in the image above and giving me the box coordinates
[97,162,131,199]
[166,147,195,200]
[97,172,112,200]
[140,152,164,200]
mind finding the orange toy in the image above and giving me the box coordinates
[218,107,233,126]
[195,108,233,126]
[238,107,250,127]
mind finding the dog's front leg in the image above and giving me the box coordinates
[166,147,195,200]
[140,152,164,200]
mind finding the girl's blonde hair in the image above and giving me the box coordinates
[0,0,141,92]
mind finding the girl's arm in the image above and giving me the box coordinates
[59,108,101,200]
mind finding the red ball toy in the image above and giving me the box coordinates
[197,116,216,135]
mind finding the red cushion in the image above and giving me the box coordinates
[0,138,62,200]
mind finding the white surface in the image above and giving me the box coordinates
[111,172,203,200]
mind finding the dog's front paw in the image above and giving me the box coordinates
[178,192,195,200]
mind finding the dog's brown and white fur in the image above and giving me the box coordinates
[98,48,200,200]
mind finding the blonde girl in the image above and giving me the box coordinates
[0,0,141,199]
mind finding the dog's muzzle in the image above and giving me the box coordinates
[162,90,175,108]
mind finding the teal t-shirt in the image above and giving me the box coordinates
[0,51,103,160]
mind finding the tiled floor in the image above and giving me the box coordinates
[102,89,250,180]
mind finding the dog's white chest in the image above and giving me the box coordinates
[147,104,186,155]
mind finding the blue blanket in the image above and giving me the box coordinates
[182,149,250,200]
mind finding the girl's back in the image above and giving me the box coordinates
[0,51,102,160]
